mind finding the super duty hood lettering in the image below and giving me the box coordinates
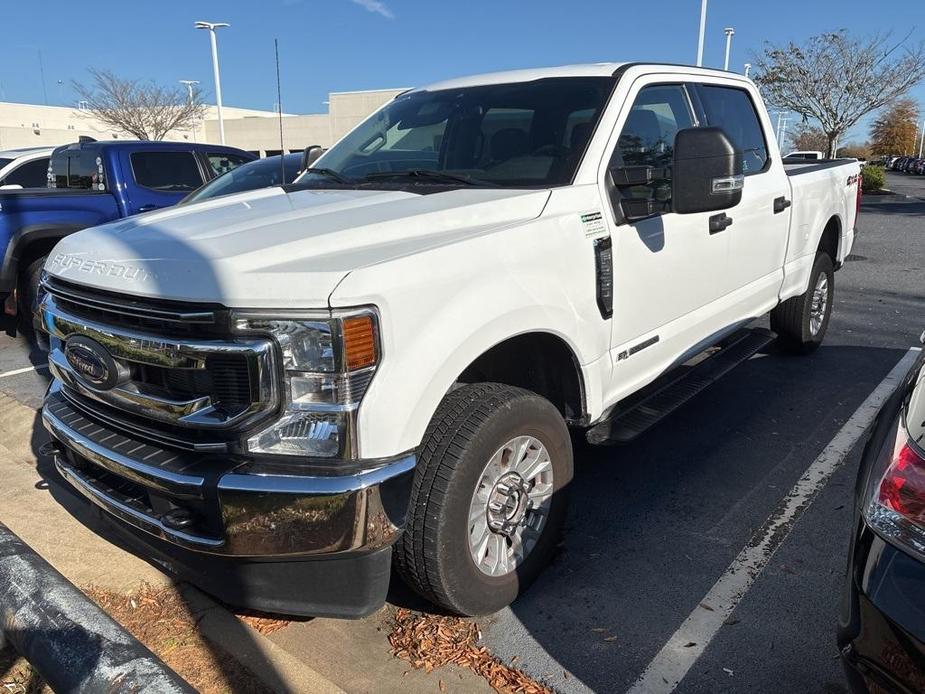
[50,253,155,283]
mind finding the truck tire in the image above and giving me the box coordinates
[18,256,46,326]
[770,252,834,354]
[396,383,572,616]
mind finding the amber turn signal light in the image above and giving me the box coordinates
[343,315,378,371]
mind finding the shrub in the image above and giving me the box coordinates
[861,165,885,192]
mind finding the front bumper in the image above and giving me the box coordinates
[42,382,416,617]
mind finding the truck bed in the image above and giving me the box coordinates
[783,158,858,175]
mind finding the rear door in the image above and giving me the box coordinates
[693,81,791,314]
[599,78,731,398]
[122,150,207,215]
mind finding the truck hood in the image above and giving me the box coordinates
[46,185,550,307]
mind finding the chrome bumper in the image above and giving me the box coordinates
[42,385,416,558]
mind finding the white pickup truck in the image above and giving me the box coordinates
[38,63,861,618]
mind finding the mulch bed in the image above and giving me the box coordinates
[85,583,274,694]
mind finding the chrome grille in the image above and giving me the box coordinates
[43,276,222,335]
[39,284,279,441]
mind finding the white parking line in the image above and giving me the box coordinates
[626,346,923,694]
[0,364,48,380]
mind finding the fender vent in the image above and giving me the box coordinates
[594,237,613,319]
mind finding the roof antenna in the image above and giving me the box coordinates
[274,38,285,186]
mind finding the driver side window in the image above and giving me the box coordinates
[610,84,695,215]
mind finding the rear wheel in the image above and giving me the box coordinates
[770,252,834,354]
[395,383,572,615]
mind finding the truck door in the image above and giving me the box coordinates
[600,80,730,399]
[692,82,791,313]
[121,150,207,215]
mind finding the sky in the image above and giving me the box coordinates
[3,0,925,144]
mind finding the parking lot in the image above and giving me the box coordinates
[0,170,922,693]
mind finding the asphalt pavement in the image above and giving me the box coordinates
[0,171,921,693]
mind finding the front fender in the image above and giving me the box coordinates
[330,215,610,459]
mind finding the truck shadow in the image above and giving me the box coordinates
[25,215,297,692]
[485,342,914,693]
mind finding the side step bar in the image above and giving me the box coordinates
[587,328,774,445]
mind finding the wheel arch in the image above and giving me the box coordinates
[1,224,82,291]
[455,331,587,424]
[819,215,841,264]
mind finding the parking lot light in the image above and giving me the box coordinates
[723,27,735,71]
[696,0,708,67]
[194,21,230,145]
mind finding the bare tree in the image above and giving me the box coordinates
[788,124,828,153]
[753,31,925,157]
[73,69,207,141]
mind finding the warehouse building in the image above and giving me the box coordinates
[0,87,405,155]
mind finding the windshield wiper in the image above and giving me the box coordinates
[360,170,497,187]
[301,167,354,184]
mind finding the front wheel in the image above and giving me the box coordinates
[18,256,46,327]
[395,383,572,616]
[770,252,834,354]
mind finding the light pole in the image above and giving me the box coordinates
[744,63,751,77]
[696,0,708,67]
[179,80,199,105]
[723,27,735,71]
[194,21,229,144]
[919,119,925,157]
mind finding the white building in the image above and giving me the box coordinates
[0,87,406,155]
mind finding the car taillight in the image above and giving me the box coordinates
[866,431,925,561]
[878,443,925,523]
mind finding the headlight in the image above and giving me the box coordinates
[234,309,379,459]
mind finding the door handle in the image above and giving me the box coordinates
[709,213,733,234]
[138,204,159,212]
[773,196,792,213]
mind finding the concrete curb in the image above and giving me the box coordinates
[180,585,346,694]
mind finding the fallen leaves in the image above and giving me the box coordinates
[388,608,552,694]
[236,613,291,635]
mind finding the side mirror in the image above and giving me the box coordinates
[301,145,324,171]
[671,127,743,214]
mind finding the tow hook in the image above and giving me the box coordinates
[38,441,61,457]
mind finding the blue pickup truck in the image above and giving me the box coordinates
[0,139,254,316]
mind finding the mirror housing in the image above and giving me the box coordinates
[301,145,324,171]
[671,127,743,214]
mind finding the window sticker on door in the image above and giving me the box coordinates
[581,211,607,239]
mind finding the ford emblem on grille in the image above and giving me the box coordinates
[64,336,123,390]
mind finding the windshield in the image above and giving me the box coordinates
[294,77,614,189]
[183,154,302,204]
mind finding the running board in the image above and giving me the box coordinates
[587,328,774,445]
